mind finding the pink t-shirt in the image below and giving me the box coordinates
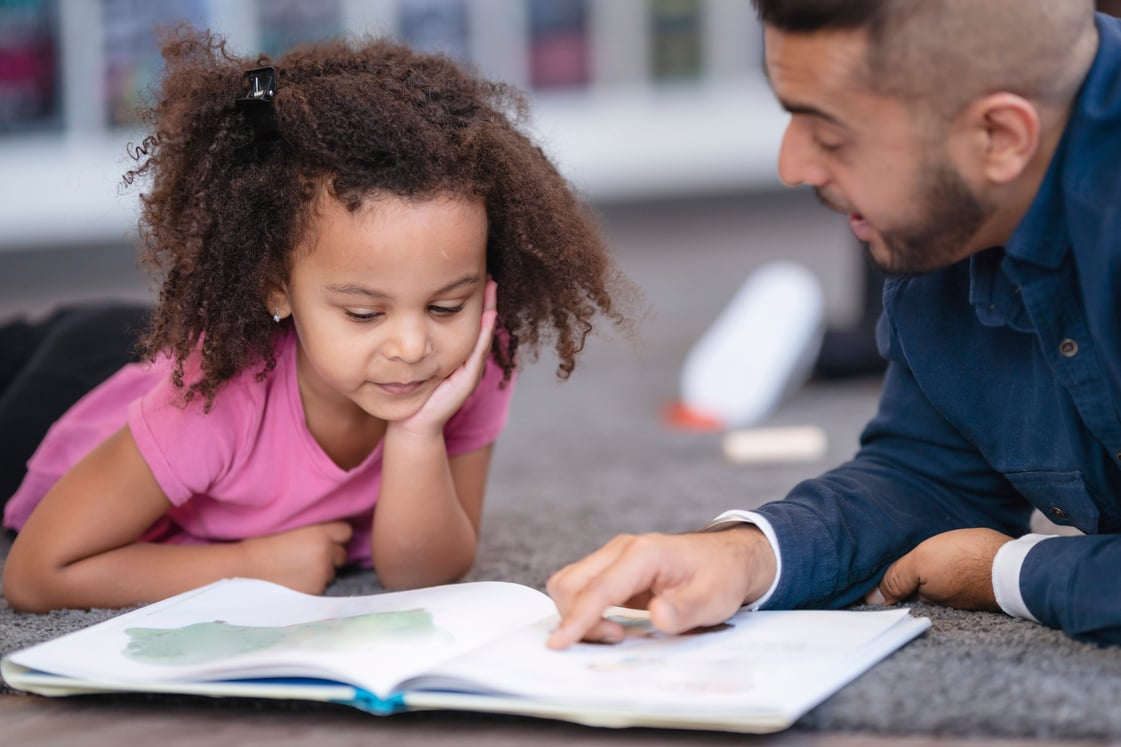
[3,329,515,567]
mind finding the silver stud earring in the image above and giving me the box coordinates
[273,308,281,323]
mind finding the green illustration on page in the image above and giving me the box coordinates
[123,609,453,667]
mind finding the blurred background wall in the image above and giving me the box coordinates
[0,0,858,329]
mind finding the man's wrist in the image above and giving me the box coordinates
[704,510,781,609]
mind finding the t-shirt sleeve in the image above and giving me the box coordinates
[442,356,516,457]
[128,375,255,507]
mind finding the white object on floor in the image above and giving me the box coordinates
[680,261,825,428]
[723,425,828,464]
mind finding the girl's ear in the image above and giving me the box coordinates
[267,287,292,323]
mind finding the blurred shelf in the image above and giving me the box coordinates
[0,81,786,252]
[529,80,786,202]
[0,134,143,252]
[0,0,785,253]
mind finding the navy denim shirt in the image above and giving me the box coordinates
[754,13,1121,644]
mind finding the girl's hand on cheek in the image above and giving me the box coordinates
[392,279,498,438]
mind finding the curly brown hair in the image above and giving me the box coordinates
[126,27,634,406]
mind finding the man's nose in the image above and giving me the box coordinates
[776,121,829,188]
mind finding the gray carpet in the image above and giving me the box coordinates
[3,193,1121,739]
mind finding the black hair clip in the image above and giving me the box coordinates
[235,66,280,142]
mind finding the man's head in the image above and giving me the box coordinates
[753,0,1098,275]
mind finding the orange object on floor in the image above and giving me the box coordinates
[660,400,724,431]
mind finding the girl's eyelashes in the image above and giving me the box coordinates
[345,309,382,322]
[342,303,466,321]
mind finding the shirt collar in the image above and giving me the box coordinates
[969,248,1032,332]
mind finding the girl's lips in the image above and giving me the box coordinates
[849,213,873,242]
[377,380,426,395]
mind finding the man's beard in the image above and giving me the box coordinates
[818,155,995,277]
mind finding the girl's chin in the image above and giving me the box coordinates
[362,392,429,423]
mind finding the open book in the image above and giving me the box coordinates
[1,577,930,734]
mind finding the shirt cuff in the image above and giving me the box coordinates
[704,509,782,610]
[992,533,1055,623]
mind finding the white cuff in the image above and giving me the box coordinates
[992,533,1055,623]
[705,509,782,610]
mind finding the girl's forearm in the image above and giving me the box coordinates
[374,429,478,588]
[5,520,351,613]
[4,540,255,612]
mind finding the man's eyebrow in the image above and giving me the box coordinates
[326,273,481,298]
[777,97,846,128]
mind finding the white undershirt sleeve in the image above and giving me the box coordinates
[992,533,1056,623]
[704,509,782,610]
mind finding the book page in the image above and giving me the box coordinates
[410,607,929,720]
[5,578,556,698]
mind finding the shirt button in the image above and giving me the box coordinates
[1048,506,1068,520]
[1059,339,1079,357]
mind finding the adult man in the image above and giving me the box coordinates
[548,0,1121,648]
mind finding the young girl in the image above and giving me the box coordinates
[2,28,630,612]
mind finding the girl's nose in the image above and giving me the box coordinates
[384,317,430,363]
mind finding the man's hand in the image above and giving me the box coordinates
[546,525,776,649]
[867,527,1013,610]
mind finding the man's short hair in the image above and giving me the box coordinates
[751,0,1097,122]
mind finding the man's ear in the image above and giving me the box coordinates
[959,93,1040,186]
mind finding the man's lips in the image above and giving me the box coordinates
[849,213,874,242]
[812,189,872,240]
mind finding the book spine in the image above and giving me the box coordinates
[527,0,590,89]
[649,0,704,81]
[397,0,472,63]
[0,0,61,133]
[338,686,408,715]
